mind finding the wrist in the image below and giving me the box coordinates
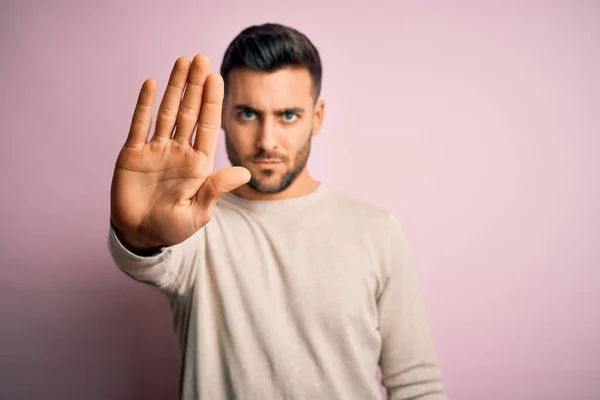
[110,220,164,255]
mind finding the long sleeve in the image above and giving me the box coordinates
[378,216,446,400]
[107,222,203,298]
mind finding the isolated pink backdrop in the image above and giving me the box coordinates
[1,1,598,399]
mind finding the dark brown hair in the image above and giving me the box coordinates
[220,23,323,99]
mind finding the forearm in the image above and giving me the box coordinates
[107,221,181,294]
[382,361,446,400]
[107,218,202,297]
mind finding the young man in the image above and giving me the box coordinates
[108,23,446,400]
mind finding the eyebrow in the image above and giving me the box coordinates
[233,104,306,114]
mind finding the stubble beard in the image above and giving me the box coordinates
[225,132,312,195]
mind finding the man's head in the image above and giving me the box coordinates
[220,23,325,195]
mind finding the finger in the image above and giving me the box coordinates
[152,57,191,141]
[195,166,251,208]
[173,54,211,146]
[193,73,224,158]
[126,78,157,147]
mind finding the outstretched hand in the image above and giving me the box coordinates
[110,54,250,249]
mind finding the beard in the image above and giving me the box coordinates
[225,132,312,194]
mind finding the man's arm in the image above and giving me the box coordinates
[107,220,202,298]
[378,215,446,400]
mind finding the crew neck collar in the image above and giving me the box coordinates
[221,182,329,213]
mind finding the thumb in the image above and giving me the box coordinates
[197,166,251,207]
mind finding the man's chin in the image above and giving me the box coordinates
[247,178,286,194]
[242,162,304,195]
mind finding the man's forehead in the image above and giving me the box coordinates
[225,67,313,108]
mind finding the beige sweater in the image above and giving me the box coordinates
[107,184,446,399]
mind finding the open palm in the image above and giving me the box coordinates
[110,54,250,249]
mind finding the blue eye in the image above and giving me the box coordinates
[283,111,298,122]
[240,110,256,120]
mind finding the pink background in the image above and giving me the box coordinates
[1,1,599,399]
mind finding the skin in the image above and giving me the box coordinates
[222,67,325,201]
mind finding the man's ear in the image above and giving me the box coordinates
[311,98,325,136]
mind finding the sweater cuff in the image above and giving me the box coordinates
[107,223,175,286]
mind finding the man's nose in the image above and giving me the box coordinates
[256,118,278,152]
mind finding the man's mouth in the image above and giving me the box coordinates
[252,159,282,164]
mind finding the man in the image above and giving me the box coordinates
[108,23,446,399]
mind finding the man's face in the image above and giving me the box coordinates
[222,67,324,194]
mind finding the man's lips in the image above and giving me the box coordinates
[252,159,282,165]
